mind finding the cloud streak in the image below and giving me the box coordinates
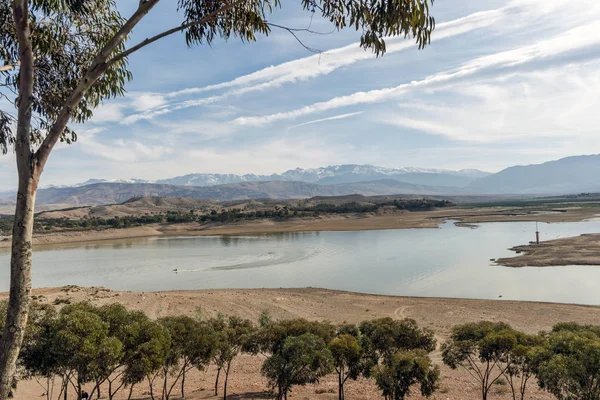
[287,111,364,129]
[232,19,600,127]
[119,5,510,125]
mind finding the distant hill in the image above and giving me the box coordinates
[28,179,469,210]
[468,154,600,194]
[37,194,459,220]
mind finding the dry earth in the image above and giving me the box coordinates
[4,287,600,400]
[497,233,600,267]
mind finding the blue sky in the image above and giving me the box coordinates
[2,0,600,190]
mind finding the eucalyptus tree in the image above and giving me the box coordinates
[329,333,363,400]
[261,333,334,400]
[441,321,516,400]
[531,323,600,400]
[0,1,436,397]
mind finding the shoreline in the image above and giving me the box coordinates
[1,206,598,250]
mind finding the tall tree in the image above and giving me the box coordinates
[531,323,600,400]
[501,331,542,400]
[261,333,334,400]
[158,316,216,400]
[441,321,516,400]
[329,333,363,400]
[373,349,439,400]
[0,1,436,397]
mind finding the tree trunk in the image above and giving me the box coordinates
[181,368,185,399]
[223,361,232,400]
[162,369,168,400]
[147,376,155,400]
[0,2,36,399]
[338,372,343,400]
[0,152,37,400]
[214,366,221,396]
[127,384,135,400]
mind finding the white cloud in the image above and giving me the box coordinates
[383,117,469,138]
[76,130,173,162]
[182,137,356,175]
[131,93,167,111]
[382,61,600,143]
[89,103,125,124]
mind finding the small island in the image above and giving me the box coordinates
[497,233,600,267]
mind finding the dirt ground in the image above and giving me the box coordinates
[497,233,600,267]
[1,206,598,250]
[4,287,600,400]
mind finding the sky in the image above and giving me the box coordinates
[2,0,600,190]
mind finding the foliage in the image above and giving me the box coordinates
[0,0,131,154]
[248,318,336,356]
[208,316,255,398]
[359,318,436,372]
[441,321,517,400]
[373,349,439,400]
[531,323,600,400]
[157,316,216,399]
[54,304,123,399]
[261,333,334,400]
[329,333,363,400]
[502,331,542,400]
[259,310,272,328]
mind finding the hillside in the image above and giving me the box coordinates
[37,194,456,220]
[469,154,600,194]
[26,179,468,210]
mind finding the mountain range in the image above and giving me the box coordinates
[1,155,600,212]
[64,165,491,188]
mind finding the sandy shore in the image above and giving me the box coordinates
[3,287,600,400]
[1,206,597,250]
[497,233,600,267]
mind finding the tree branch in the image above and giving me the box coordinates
[0,63,19,73]
[33,0,162,173]
[265,23,324,53]
[106,0,243,68]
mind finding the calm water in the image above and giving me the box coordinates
[2,220,600,304]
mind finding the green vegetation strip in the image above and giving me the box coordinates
[0,199,453,236]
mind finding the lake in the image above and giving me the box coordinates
[2,220,600,304]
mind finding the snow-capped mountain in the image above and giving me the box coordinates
[47,165,489,191]
[147,165,491,188]
[74,178,150,187]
